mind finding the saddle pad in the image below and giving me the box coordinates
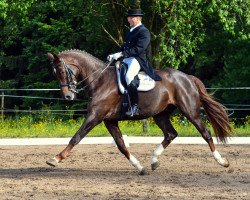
[116,67,155,94]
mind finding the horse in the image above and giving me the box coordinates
[46,49,232,175]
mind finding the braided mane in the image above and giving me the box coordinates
[58,49,105,68]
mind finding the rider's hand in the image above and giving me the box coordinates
[107,52,123,62]
[107,54,114,62]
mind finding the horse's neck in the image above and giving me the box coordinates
[86,66,115,96]
[64,51,103,77]
[83,61,105,81]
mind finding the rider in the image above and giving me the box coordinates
[108,8,161,116]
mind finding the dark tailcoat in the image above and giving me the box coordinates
[120,25,161,81]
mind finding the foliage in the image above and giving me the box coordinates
[0,0,249,119]
[152,0,205,68]
[0,114,249,138]
[210,39,250,117]
[189,0,250,83]
[190,0,250,119]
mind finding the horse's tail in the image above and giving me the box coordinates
[191,76,232,143]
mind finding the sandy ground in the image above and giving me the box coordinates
[0,143,249,200]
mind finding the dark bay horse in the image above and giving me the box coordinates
[46,50,232,175]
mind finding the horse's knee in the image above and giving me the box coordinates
[165,131,178,141]
[69,134,81,145]
[161,132,177,148]
[170,132,178,140]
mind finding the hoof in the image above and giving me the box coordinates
[46,157,59,167]
[139,168,148,176]
[216,157,229,168]
[151,162,159,171]
[221,158,230,168]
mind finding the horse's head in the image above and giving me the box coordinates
[48,52,80,100]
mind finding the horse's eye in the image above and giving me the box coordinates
[52,68,56,75]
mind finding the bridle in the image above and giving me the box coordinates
[53,60,80,93]
[52,58,113,94]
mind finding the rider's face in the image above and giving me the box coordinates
[127,16,141,28]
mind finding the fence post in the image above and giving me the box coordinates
[142,119,148,133]
[1,92,4,122]
[29,107,32,127]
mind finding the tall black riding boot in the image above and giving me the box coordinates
[125,80,139,117]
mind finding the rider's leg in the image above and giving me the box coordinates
[123,57,140,116]
[123,57,141,86]
[125,78,140,116]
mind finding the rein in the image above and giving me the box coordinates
[58,59,113,94]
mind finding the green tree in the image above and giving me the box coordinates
[0,0,249,118]
[152,0,205,68]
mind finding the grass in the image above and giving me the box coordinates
[0,114,249,138]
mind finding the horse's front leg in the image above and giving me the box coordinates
[46,112,101,167]
[104,120,147,175]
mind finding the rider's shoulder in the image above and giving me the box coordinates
[138,25,150,34]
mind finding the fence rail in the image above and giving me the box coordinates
[206,87,250,90]
[0,87,250,92]
[0,88,249,118]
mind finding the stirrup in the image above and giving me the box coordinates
[125,105,139,117]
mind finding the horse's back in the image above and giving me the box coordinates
[155,68,200,105]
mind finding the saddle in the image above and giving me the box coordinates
[115,61,155,118]
[115,61,155,94]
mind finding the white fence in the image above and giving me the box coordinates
[0,87,250,116]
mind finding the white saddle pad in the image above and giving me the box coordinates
[116,64,155,94]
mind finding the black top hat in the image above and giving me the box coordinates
[127,9,144,17]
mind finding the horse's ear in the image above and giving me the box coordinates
[47,52,60,62]
[47,52,54,61]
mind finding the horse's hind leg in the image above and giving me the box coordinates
[104,119,147,175]
[189,115,229,167]
[151,107,177,170]
[178,101,229,167]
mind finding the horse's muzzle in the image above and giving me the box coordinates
[64,92,75,100]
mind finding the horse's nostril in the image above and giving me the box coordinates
[65,95,72,100]
[64,92,75,100]
[64,94,73,100]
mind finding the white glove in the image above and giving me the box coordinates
[107,52,123,61]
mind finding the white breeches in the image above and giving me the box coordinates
[123,57,141,85]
